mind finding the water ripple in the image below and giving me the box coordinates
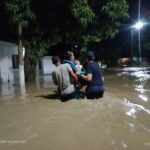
[124,98,150,116]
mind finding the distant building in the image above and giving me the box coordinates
[39,56,56,75]
[36,56,56,88]
[0,41,19,84]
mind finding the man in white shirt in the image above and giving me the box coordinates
[52,56,78,101]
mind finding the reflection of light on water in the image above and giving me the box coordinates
[134,84,150,102]
[122,141,127,148]
[124,98,150,117]
[125,121,135,133]
[126,108,136,118]
[131,71,150,79]
[138,94,148,102]
[123,67,150,72]
[134,85,145,93]
[128,122,135,127]
[117,71,150,80]
[107,67,150,72]
[134,85,143,89]
[115,67,150,80]
[133,81,150,102]
[117,72,130,76]
[144,142,150,146]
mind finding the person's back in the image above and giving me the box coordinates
[55,63,75,95]
[52,56,78,101]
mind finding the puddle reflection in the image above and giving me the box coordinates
[0,83,15,96]
[0,75,54,98]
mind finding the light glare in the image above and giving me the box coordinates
[134,21,144,30]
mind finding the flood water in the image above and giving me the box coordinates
[0,67,150,150]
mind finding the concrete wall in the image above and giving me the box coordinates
[41,56,56,75]
[0,41,18,84]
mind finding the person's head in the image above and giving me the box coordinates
[86,51,95,61]
[65,51,75,61]
[52,56,60,66]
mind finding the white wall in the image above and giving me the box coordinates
[0,41,18,84]
[41,56,56,75]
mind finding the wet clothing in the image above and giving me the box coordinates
[63,60,77,73]
[85,61,104,99]
[61,92,75,102]
[63,59,85,75]
[86,86,104,99]
[52,64,75,100]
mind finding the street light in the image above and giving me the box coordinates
[130,0,148,65]
[135,21,144,64]
[136,0,142,64]
[133,21,144,30]
[130,21,145,65]
[131,0,142,65]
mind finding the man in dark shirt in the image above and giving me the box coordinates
[79,51,104,99]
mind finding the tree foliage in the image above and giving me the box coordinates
[2,0,130,70]
[4,0,35,27]
[102,0,129,21]
[30,0,129,51]
[24,25,50,66]
[72,0,129,47]
[72,0,95,28]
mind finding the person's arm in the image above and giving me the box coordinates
[102,76,104,82]
[67,64,78,83]
[69,69,78,83]
[80,63,92,81]
[52,71,58,85]
[80,73,92,81]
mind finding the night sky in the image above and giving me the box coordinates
[112,0,150,57]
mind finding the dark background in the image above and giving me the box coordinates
[0,0,150,64]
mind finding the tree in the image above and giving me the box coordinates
[4,0,35,87]
[71,0,129,50]
[23,24,50,81]
[31,0,129,54]
[3,0,129,83]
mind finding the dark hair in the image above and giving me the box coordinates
[86,51,95,61]
[52,56,60,65]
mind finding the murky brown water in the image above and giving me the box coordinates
[0,67,150,150]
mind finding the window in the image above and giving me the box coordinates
[12,55,19,69]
